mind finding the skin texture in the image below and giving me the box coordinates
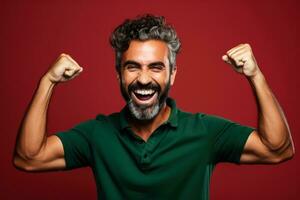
[13,54,82,171]
[118,40,177,141]
[13,41,294,172]
[222,44,295,164]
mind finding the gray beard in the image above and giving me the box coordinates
[120,74,172,121]
[127,98,161,121]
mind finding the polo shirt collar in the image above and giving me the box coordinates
[119,97,178,130]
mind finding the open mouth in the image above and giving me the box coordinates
[131,89,158,105]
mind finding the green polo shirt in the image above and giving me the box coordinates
[56,97,255,200]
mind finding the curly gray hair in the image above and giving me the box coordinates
[110,14,181,73]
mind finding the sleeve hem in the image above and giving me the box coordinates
[235,128,256,164]
[55,132,72,170]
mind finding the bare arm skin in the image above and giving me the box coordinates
[13,54,83,171]
[222,44,295,164]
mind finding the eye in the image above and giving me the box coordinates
[150,65,163,72]
[126,64,139,71]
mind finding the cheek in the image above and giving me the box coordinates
[154,72,170,86]
[123,71,137,82]
[121,74,137,94]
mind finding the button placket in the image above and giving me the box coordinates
[140,143,152,164]
[138,126,166,166]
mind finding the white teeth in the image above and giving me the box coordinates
[134,89,155,95]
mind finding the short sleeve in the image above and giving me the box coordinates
[203,114,255,164]
[55,120,94,170]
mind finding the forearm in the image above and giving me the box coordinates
[15,75,56,159]
[248,71,293,151]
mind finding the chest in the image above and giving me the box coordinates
[92,125,213,187]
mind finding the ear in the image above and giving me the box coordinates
[170,66,177,86]
[117,72,120,84]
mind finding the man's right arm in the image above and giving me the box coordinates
[13,54,83,172]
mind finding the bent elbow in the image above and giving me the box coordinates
[271,144,295,164]
[13,154,36,172]
[286,144,295,160]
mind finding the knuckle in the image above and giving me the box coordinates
[60,53,67,57]
[230,54,235,59]
[59,56,68,62]
[60,53,72,61]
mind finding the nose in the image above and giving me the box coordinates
[137,69,151,85]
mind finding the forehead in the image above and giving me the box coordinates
[122,40,169,65]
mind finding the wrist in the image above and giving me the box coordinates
[247,69,265,84]
[41,73,57,86]
[40,74,57,89]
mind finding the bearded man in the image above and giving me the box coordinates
[13,14,294,200]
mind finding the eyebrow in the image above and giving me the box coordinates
[122,60,141,68]
[122,60,166,68]
[149,62,165,68]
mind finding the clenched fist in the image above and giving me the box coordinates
[44,53,83,83]
[222,43,261,77]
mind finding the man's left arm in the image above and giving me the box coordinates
[222,44,295,164]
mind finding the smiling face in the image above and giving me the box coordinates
[118,40,177,121]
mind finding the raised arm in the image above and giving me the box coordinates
[13,54,83,171]
[222,44,295,164]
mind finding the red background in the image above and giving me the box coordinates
[1,0,299,199]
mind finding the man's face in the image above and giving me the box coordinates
[118,40,177,121]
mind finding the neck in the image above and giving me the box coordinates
[128,102,171,142]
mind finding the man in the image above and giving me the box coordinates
[13,14,294,199]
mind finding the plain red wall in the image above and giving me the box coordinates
[1,0,299,199]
